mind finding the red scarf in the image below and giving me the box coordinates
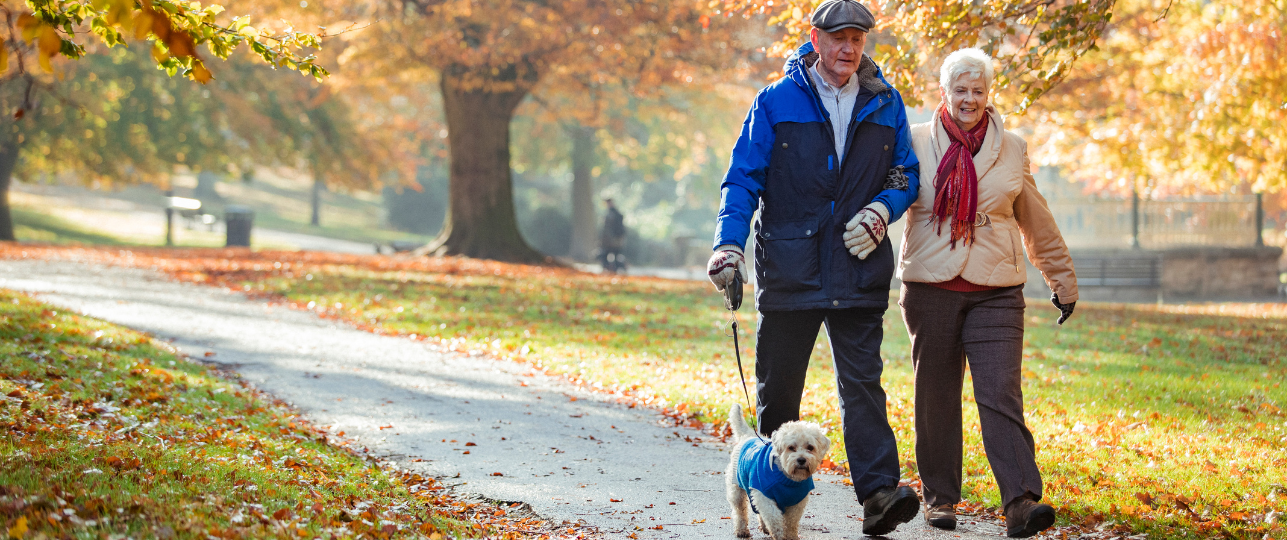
[932,102,990,248]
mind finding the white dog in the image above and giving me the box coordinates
[725,404,831,540]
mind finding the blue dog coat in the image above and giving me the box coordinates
[735,438,814,513]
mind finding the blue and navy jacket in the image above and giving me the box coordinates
[736,438,814,514]
[713,42,920,311]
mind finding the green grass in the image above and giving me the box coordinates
[0,289,497,539]
[253,212,432,246]
[3,246,1284,538]
[11,208,129,246]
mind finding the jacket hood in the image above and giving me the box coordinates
[784,41,891,94]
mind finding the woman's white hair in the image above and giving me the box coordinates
[939,48,995,91]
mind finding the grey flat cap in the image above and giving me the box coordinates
[810,0,875,32]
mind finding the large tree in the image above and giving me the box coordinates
[332,0,760,262]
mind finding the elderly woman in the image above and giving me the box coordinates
[895,48,1077,538]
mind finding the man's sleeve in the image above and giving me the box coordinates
[870,94,920,224]
[713,91,774,251]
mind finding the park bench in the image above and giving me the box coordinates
[1072,253,1164,303]
[1073,254,1162,287]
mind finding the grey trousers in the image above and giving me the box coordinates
[899,282,1042,508]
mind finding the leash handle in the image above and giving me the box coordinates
[724,273,743,311]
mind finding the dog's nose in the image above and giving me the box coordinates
[796,457,807,466]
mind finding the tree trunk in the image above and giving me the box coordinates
[418,73,545,263]
[310,176,323,226]
[567,124,597,262]
[0,136,20,242]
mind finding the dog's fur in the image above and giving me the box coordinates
[725,404,831,540]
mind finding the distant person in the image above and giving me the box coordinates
[706,0,923,535]
[600,198,627,274]
[897,48,1078,537]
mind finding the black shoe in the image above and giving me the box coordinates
[1005,497,1056,538]
[862,486,920,536]
[924,503,956,530]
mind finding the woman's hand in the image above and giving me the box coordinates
[1051,293,1075,325]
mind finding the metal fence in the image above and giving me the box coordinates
[1047,198,1260,250]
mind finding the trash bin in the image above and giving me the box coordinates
[225,205,254,247]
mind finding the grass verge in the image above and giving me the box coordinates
[11,209,128,246]
[2,245,1285,539]
[0,287,575,539]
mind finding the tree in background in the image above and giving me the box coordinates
[1030,0,1286,201]
[333,0,764,262]
[531,15,773,261]
[0,0,327,240]
[511,84,755,263]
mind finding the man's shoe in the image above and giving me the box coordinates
[862,486,919,536]
[1004,496,1056,538]
[924,503,956,530]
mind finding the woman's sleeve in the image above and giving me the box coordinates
[1013,139,1079,303]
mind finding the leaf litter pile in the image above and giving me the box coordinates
[0,288,584,539]
[3,245,1286,539]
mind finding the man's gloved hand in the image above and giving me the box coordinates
[1051,293,1075,325]
[707,245,749,292]
[842,202,891,260]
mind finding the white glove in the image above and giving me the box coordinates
[707,245,748,291]
[842,202,890,260]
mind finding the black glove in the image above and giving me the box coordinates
[1051,293,1075,325]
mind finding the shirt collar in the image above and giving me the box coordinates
[809,62,857,95]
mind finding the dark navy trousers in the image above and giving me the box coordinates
[754,307,901,503]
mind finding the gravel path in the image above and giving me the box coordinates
[0,257,1011,539]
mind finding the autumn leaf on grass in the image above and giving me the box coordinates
[7,516,28,539]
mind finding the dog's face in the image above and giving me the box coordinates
[770,421,831,482]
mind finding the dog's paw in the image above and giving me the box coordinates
[758,517,770,534]
[734,528,752,538]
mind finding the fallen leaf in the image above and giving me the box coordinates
[7,516,27,539]
[491,472,503,476]
[465,442,477,446]
[610,498,622,502]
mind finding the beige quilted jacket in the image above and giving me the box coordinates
[897,106,1079,303]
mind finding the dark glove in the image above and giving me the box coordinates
[1051,293,1075,325]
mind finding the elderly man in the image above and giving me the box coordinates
[707,0,921,535]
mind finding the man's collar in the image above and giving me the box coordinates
[809,62,857,93]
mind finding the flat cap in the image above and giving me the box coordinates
[810,0,875,33]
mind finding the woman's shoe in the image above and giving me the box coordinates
[924,504,956,530]
[1004,497,1056,538]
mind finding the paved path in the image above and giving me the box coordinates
[0,257,1010,539]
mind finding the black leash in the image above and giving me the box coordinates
[724,274,767,442]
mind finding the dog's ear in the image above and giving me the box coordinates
[816,433,832,455]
